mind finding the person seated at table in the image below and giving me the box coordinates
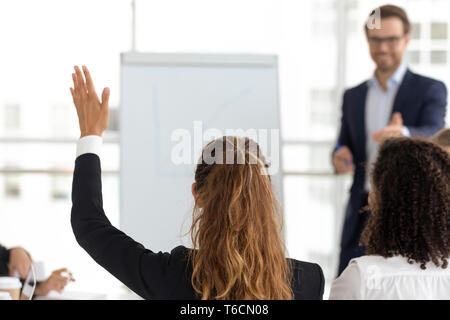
[0,244,73,297]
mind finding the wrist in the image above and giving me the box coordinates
[34,284,42,296]
[76,135,103,158]
[80,131,103,138]
[34,282,46,297]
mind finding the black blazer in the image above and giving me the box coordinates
[71,153,325,300]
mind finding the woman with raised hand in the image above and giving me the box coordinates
[69,65,324,300]
[330,137,450,300]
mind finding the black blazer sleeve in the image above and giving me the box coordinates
[315,263,325,300]
[290,261,325,300]
[71,153,189,300]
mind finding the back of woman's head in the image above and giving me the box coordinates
[361,137,450,269]
[189,136,292,299]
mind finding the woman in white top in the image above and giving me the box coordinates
[330,137,450,300]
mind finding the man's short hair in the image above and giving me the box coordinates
[431,128,450,148]
[365,4,411,35]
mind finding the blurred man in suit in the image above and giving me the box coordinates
[333,4,447,276]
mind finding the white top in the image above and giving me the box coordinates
[0,276,22,289]
[329,255,450,300]
[0,292,12,300]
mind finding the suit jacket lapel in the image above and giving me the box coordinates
[357,83,368,163]
[392,69,414,115]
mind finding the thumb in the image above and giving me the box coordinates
[53,268,69,275]
[390,112,403,126]
[101,87,110,108]
[340,146,352,160]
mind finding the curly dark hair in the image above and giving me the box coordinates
[360,137,450,269]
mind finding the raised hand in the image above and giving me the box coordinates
[70,66,110,138]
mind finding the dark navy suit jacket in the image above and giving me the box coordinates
[335,69,447,249]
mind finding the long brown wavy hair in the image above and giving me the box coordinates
[360,137,450,269]
[188,136,292,299]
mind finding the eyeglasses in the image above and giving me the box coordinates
[367,35,406,47]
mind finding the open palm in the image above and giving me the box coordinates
[70,66,110,138]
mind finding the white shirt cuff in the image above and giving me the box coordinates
[76,135,103,158]
[401,126,411,137]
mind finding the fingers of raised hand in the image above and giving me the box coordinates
[73,65,101,102]
[74,66,87,96]
[82,65,96,94]
[71,71,82,106]
[70,85,77,105]
[101,87,110,107]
